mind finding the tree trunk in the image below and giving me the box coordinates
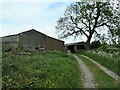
[86,40,91,50]
[85,35,92,50]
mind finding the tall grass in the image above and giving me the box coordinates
[78,55,119,88]
[79,50,119,75]
[2,51,81,88]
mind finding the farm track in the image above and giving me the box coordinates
[81,55,120,83]
[73,54,97,88]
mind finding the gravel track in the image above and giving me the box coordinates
[73,54,97,88]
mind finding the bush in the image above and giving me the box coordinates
[80,50,119,75]
[90,41,101,49]
[97,45,107,52]
[116,43,120,48]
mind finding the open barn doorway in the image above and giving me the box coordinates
[65,42,86,53]
[67,45,75,53]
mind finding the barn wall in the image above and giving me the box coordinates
[19,30,46,50]
[2,29,64,52]
[45,36,53,51]
[2,35,19,48]
[45,36,64,51]
[52,38,64,51]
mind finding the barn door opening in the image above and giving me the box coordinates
[67,45,75,53]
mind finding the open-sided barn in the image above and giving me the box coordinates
[65,42,86,53]
[2,29,64,52]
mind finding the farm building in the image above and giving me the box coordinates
[1,29,64,51]
[65,42,86,53]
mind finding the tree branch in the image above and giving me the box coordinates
[96,22,108,28]
[88,12,92,33]
[76,26,89,37]
[81,19,88,28]
[91,3,101,34]
[70,16,89,37]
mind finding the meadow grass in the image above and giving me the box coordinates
[2,51,81,88]
[78,51,119,75]
[77,54,119,88]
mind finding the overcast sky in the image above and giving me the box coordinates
[0,0,88,44]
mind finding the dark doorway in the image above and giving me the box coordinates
[67,45,75,53]
[35,47,39,50]
[77,44,85,50]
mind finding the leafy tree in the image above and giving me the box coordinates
[56,2,119,49]
[107,8,120,46]
[96,33,108,45]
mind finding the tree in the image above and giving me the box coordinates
[56,2,119,50]
[107,7,120,46]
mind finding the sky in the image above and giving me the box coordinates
[0,0,118,44]
[0,0,86,44]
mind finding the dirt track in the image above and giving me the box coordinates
[73,54,97,88]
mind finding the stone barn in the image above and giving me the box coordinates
[65,42,86,53]
[2,29,64,52]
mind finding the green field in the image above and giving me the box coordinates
[2,51,81,88]
[2,50,120,88]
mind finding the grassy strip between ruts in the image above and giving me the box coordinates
[77,54,119,89]
[2,51,81,88]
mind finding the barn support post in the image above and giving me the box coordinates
[74,44,77,52]
[65,46,67,52]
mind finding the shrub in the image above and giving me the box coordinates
[97,45,107,52]
[90,41,101,49]
[80,50,119,75]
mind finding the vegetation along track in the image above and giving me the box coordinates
[77,54,119,88]
[81,55,120,83]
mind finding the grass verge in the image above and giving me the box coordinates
[78,51,119,75]
[2,51,81,88]
[77,54,119,88]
